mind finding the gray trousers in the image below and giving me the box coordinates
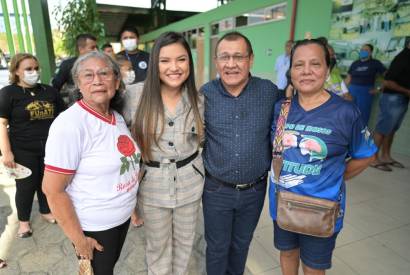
[141,199,200,275]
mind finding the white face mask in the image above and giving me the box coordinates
[122,39,138,52]
[123,70,135,85]
[23,70,40,86]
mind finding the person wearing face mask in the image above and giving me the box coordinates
[345,43,386,124]
[117,26,150,84]
[115,54,144,228]
[0,53,66,238]
[115,55,143,127]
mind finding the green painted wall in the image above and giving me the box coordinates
[293,0,332,40]
[140,0,333,82]
[140,0,410,157]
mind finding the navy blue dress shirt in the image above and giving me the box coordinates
[201,76,279,184]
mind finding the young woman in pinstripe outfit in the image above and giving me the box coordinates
[132,32,204,275]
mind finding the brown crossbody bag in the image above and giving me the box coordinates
[272,97,340,238]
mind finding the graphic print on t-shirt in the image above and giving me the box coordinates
[25,100,55,120]
[117,135,141,175]
[277,123,330,188]
[116,135,141,193]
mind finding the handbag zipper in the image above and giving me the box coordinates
[286,201,333,211]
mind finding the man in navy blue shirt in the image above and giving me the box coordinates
[201,32,280,275]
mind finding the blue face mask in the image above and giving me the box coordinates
[359,50,370,59]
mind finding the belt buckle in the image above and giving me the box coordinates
[235,183,250,190]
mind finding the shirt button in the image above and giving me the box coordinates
[168,141,174,146]
[168,121,174,126]
[235,170,239,174]
[235,134,239,137]
[235,153,239,157]
[235,115,239,119]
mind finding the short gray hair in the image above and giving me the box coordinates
[71,51,122,89]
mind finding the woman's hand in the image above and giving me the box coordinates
[74,236,104,260]
[1,151,16,168]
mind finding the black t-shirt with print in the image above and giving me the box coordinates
[0,83,66,152]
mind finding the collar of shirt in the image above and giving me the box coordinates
[164,88,189,119]
[216,74,253,98]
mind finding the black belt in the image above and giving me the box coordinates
[145,151,199,169]
[205,170,267,191]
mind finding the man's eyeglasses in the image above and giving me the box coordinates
[78,68,114,83]
[216,54,249,63]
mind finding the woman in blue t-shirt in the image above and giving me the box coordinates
[270,39,377,274]
[345,44,386,124]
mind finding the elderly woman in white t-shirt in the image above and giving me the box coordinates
[42,51,140,275]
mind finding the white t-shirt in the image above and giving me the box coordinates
[45,100,140,231]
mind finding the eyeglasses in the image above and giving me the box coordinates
[78,68,114,83]
[216,54,249,63]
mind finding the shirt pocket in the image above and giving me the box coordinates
[175,116,200,148]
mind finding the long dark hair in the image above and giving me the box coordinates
[132,31,204,161]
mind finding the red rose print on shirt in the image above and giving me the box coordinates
[117,135,140,175]
[117,135,136,156]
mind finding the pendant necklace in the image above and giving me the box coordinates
[22,87,36,97]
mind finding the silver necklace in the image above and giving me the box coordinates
[22,87,36,97]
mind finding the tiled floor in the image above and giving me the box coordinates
[245,154,410,275]
[1,154,409,274]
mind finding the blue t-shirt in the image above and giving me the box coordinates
[269,92,377,232]
[348,59,386,86]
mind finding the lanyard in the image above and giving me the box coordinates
[272,98,291,183]
[124,50,131,62]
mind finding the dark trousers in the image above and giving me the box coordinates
[202,176,267,275]
[13,149,50,221]
[83,219,130,275]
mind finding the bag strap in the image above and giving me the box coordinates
[272,97,291,183]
